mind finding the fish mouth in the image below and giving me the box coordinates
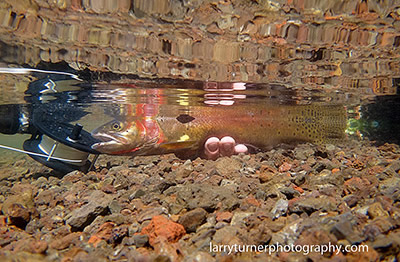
[92,132,116,142]
[91,132,128,150]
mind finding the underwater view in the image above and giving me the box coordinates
[1,0,400,261]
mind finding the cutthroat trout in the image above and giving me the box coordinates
[91,104,347,156]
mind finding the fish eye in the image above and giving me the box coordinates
[111,121,123,131]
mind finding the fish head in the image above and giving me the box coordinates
[91,119,146,154]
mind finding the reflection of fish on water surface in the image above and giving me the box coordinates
[91,104,347,157]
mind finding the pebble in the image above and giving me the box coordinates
[270,219,302,245]
[212,225,240,246]
[140,215,186,247]
[367,202,389,219]
[215,211,233,223]
[108,200,122,214]
[230,212,252,227]
[331,219,364,245]
[177,208,207,233]
[137,207,169,223]
[49,232,82,250]
[132,234,149,247]
[174,159,194,180]
[4,203,32,229]
[271,199,289,219]
[129,188,146,200]
[166,184,239,212]
[65,190,112,231]
[214,157,242,178]
[289,195,337,214]
[88,222,115,247]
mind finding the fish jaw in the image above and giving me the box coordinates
[91,131,131,154]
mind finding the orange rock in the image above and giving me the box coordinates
[0,215,6,227]
[88,222,115,247]
[49,232,82,250]
[140,215,186,247]
[87,235,102,247]
[258,172,274,183]
[216,211,233,223]
[343,177,371,195]
[170,214,180,222]
[260,165,277,173]
[366,165,384,176]
[293,185,304,194]
[243,195,261,207]
[279,162,292,172]
[332,168,340,173]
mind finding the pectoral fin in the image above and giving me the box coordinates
[160,141,197,150]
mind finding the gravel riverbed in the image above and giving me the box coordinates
[0,140,399,261]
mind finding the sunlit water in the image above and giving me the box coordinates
[0,65,399,174]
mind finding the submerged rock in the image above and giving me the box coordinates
[140,215,186,247]
[65,190,112,231]
[165,184,239,212]
[178,208,207,233]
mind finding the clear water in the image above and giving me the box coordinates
[0,67,399,173]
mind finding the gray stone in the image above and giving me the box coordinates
[331,220,364,245]
[212,225,239,245]
[174,159,194,180]
[165,184,239,212]
[108,200,122,214]
[279,187,299,199]
[215,157,242,178]
[129,188,146,200]
[230,212,252,227]
[137,207,168,223]
[271,199,289,219]
[192,229,216,245]
[383,160,400,177]
[133,234,149,248]
[371,235,393,250]
[103,213,127,225]
[294,146,315,160]
[325,144,336,152]
[379,177,400,200]
[270,219,303,245]
[65,190,112,231]
[178,208,207,233]
[289,195,337,214]
[215,221,229,229]
[128,222,140,235]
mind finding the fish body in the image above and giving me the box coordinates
[91,104,347,156]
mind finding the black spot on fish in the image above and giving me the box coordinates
[176,114,195,124]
